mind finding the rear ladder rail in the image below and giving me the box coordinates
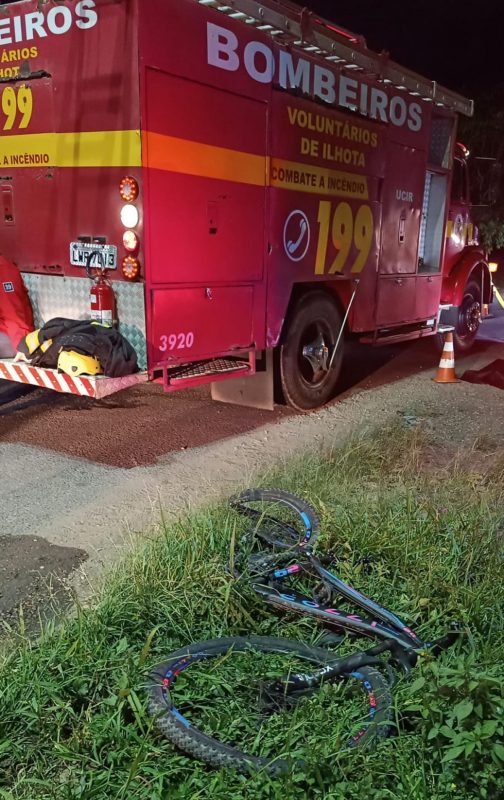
[195,0,473,116]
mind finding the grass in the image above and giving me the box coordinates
[0,424,503,800]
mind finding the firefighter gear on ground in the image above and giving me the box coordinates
[0,256,34,355]
[17,318,138,377]
[57,350,103,377]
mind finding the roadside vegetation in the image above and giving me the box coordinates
[0,424,503,800]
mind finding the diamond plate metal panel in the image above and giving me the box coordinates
[21,274,147,369]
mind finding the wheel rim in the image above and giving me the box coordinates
[299,321,335,388]
[150,638,386,770]
[458,294,481,341]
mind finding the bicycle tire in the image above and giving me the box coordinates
[148,635,392,774]
[229,488,320,549]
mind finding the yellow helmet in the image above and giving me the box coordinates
[57,350,103,377]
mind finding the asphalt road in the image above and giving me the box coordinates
[0,303,502,469]
[478,301,504,343]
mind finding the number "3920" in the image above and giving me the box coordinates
[159,332,195,352]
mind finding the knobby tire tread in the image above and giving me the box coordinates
[148,635,392,774]
[229,487,320,547]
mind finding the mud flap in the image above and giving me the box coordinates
[211,349,274,410]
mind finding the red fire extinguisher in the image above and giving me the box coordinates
[90,269,118,326]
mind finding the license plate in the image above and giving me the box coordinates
[69,242,118,269]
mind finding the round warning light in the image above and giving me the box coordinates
[119,176,139,202]
[123,230,139,253]
[122,255,140,281]
[120,203,139,229]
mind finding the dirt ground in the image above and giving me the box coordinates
[0,341,400,468]
[0,537,87,634]
[0,337,503,636]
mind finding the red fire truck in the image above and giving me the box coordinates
[0,0,492,410]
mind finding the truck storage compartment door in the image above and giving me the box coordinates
[143,69,267,285]
[375,275,417,326]
[376,142,424,326]
[151,285,253,365]
[416,274,443,320]
[0,77,57,269]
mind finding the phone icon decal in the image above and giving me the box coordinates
[283,210,310,262]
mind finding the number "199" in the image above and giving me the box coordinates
[2,85,33,131]
[315,201,374,275]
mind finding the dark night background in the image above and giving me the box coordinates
[307,0,503,98]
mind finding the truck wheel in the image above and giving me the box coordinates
[454,280,481,351]
[279,291,343,411]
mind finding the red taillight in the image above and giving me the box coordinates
[119,176,139,202]
[123,230,139,253]
[322,21,359,42]
[122,255,140,281]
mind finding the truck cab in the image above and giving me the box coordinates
[440,143,491,349]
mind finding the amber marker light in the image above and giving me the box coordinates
[489,262,498,273]
[122,255,140,281]
[119,176,139,202]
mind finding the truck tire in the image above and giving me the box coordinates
[279,291,343,411]
[453,279,481,351]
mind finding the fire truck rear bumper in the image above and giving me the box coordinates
[0,359,148,399]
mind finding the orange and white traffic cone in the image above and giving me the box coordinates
[433,331,459,384]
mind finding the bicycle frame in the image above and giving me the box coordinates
[232,491,460,675]
[250,548,457,663]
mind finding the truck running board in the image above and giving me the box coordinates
[359,323,438,346]
[161,353,255,392]
[0,359,148,399]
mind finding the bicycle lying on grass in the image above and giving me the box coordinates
[148,489,460,774]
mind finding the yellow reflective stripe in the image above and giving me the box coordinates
[1,130,142,168]
[1,129,368,199]
[24,329,40,354]
[143,133,368,198]
[40,339,53,353]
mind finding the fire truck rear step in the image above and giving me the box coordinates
[0,359,148,400]
[161,354,255,391]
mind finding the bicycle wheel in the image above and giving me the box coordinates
[148,635,392,774]
[229,488,320,550]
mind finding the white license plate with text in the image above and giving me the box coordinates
[69,242,118,269]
